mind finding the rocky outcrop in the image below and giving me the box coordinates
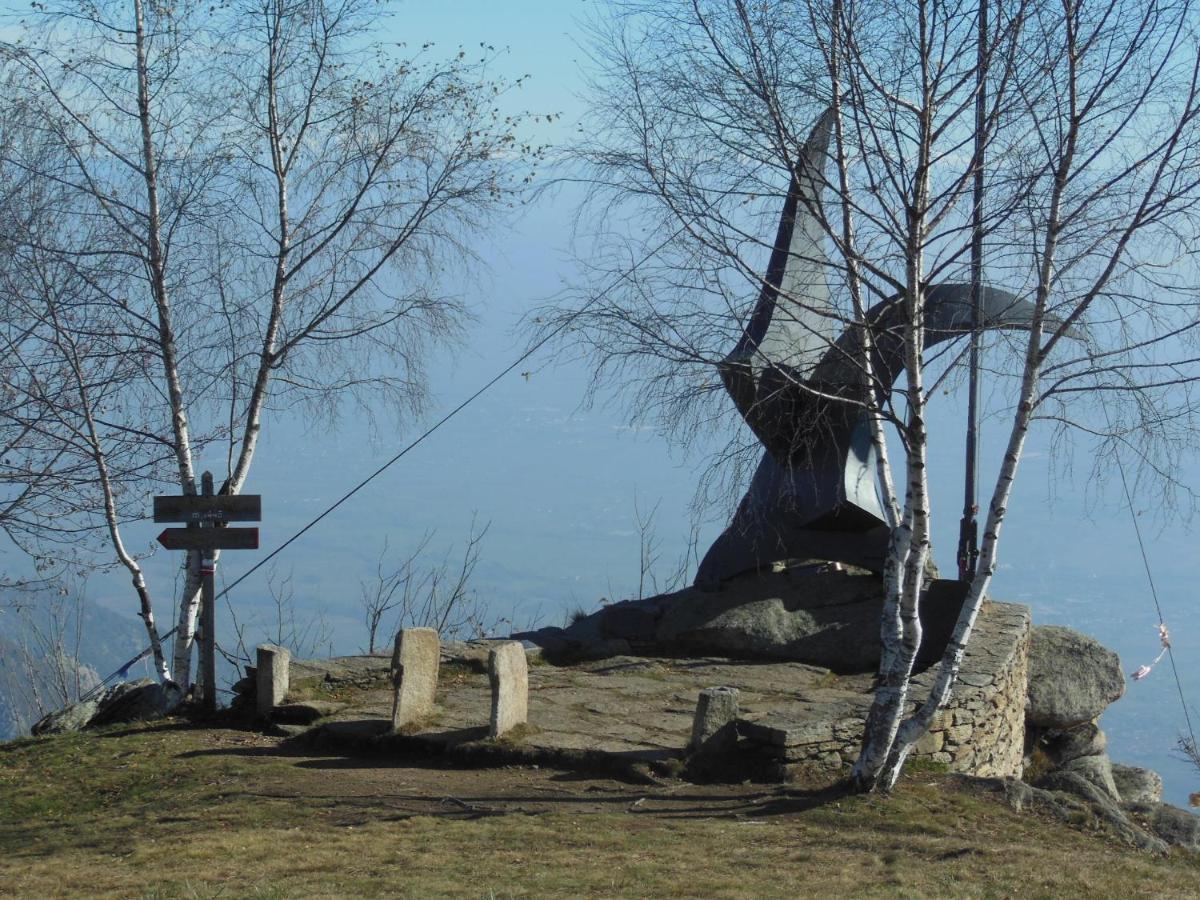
[1002,776,1168,853]
[1019,627,1199,853]
[1025,629,1125,812]
[519,568,969,673]
[1058,754,1121,800]
[1033,721,1120,800]
[1127,801,1200,851]
[1019,766,1199,854]
[1112,764,1164,805]
[1026,626,1124,729]
[31,679,181,735]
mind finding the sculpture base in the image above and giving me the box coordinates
[519,568,969,675]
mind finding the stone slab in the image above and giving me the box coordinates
[690,686,740,754]
[392,628,440,729]
[489,641,529,738]
[257,645,291,718]
[740,714,835,748]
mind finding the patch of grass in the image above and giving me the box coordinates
[905,755,952,775]
[2,721,1198,898]
[285,676,370,704]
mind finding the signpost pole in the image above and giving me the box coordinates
[200,472,217,714]
[152,481,260,713]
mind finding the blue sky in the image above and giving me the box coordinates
[54,0,1200,806]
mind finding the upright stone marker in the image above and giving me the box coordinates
[690,686,740,755]
[391,627,440,730]
[488,641,528,739]
[256,644,291,718]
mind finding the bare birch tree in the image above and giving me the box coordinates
[358,516,493,652]
[0,72,120,583]
[0,0,541,691]
[549,0,1200,791]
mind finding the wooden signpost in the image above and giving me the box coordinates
[156,527,260,551]
[153,493,261,523]
[154,472,262,712]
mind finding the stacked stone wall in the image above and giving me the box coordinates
[741,601,1031,778]
[911,602,1029,777]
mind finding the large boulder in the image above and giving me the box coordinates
[89,679,182,727]
[656,573,968,672]
[653,571,886,671]
[1112,764,1164,805]
[525,569,969,673]
[1026,626,1124,729]
[31,694,104,736]
[31,679,181,735]
[1039,722,1107,766]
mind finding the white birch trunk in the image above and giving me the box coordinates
[867,30,1081,785]
[49,300,172,683]
[873,93,1077,788]
[852,6,935,787]
[853,294,931,788]
[228,7,289,497]
[132,0,200,688]
[879,380,1036,787]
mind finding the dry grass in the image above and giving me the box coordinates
[1,720,1197,898]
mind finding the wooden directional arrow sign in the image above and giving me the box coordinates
[153,493,261,524]
[156,527,260,551]
[153,474,262,715]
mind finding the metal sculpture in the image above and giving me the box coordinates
[695,110,1047,586]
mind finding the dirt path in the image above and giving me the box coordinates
[188,726,836,824]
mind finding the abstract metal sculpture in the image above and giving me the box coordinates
[695,110,1047,586]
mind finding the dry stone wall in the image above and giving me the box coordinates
[740,601,1031,778]
[914,602,1029,777]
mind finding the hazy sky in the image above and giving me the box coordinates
[56,0,1200,806]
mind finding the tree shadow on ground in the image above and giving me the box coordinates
[218,779,853,822]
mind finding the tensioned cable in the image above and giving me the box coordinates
[90,224,691,691]
[212,226,691,605]
[88,211,756,694]
[79,626,177,701]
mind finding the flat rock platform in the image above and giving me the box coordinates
[268,600,1029,782]
[286,652,858,775]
